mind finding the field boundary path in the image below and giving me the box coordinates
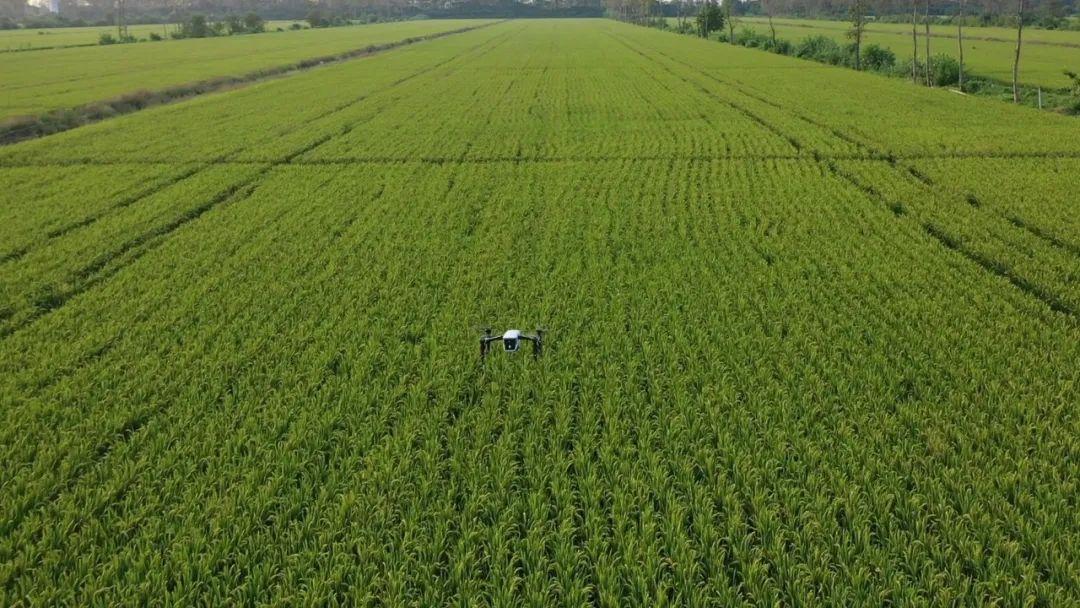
[0,20,503,146]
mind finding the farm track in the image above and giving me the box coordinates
[611,30,1079,321]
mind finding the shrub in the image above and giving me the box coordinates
[735,28,770,48]
[673,21,696,35]
[224,12,264,35]
[244,12,265,33]
[892,58,923,80]
[795,35,845,65]
[929,54,960,86]
[763,37,793,55]
[225,14,244,35]
[307,10,328,28]
[861,44,896,72]
[1065,70,1080,97]
[174,15,215,39]
[149,32,162,41]
[98,33,136,45]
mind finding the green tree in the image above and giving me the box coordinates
[244,12,265,33]
[695,0,723,37]
[306,9,327,28]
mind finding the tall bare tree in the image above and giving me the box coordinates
[957,0,965,90]
[115,0,128,38]
[725,0,735,44]
[924,0,931,86]
[911,0,919,83]
[1013,0,1025,102]
[762,0,776,46]
[849,0,866,70]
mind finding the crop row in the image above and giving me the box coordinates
[612,25,1080,319]
[3,156,1077,604]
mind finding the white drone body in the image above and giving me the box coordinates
[502,329,522,352]
[480,327,544,358]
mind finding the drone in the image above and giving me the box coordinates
[480,328,544,358]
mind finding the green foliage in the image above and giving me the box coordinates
[304,10,348,29]
[673,20,697,35]
[1066,69,1080,95]
[795,34,846,64]
[97,32,136,45]
[225,13,265,36]
[861,43,896,71]
[929,53,961,86]
[173,14,215,39]
[696,1,724,37]
[735,27,770,47]
[244,12,265,33]
[719,15,1080,89]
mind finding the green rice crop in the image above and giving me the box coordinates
[0,19,1077,605]
[0,21,334,52]
[0,20,494,120]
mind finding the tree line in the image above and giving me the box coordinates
[607,0,1077,103]
[1,0,604,28]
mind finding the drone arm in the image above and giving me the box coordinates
[480,334,501,358]
[517,334,543,357]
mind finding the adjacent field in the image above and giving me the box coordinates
[0,21,312,51]
[0,19,492,119]
[0,24,173,51]
[0,19,1077,605]
[731,16,1080,88]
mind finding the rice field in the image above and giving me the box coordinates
[0,18,1077,605]
[0,19,492,119]
[0,21,315,51]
